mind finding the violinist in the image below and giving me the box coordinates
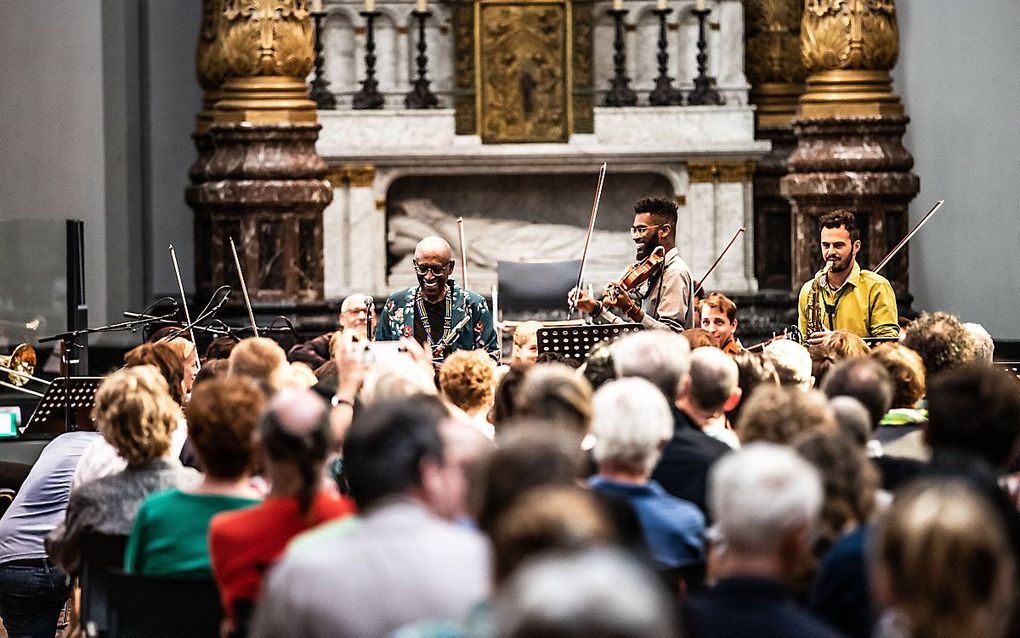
[572,197,694,331]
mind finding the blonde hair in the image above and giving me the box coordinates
[228,337,288,391]
[874,480,1016,638]
[92,366,180,467]
[821,330,869,360]
[512,321,542,347]
[440,350,497,413]
[359,357,438,405]
[870,342,926,408]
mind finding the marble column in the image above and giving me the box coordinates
[187,0,333,302]
[780,0,918,295]
[744,0,806,290]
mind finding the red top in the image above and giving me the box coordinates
[209,489,356,620]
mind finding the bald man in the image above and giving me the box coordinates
[288,293,374,369]
[375,236,499,363]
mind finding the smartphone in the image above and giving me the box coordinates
[362,341,408,365]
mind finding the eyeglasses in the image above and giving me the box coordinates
[630,224,663,236]
[413,260,451,277]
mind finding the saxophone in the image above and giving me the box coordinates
[806,261,832,339]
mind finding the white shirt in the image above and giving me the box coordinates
[70,416,188,491]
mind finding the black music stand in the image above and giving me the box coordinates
[24,377,102,435]
[537,324,644,362]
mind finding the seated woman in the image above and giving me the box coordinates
[209,388,355,633]
[47,366,199,575]
[124,376,266,576]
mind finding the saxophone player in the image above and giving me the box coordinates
[797,210,899,345]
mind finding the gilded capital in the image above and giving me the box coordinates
[801,0,898,73]
[744,0,807,128]
[798,0,903,119]
[211,0,318,124]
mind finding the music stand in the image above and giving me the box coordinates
[24,377,102,435]
[537,324,644,362]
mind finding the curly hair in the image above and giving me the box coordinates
[819,209,859,242]
[870,342,926,408]
[92,366,180,467]
[794,429,879,551]
[185,376,266,479]
[902,312,975,379]
[633,196,678,228]
[124,342,186,406]
[736,385,836,445]
[439,349,497,413]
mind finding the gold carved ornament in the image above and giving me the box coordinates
[688,161,756,183]
[801,0,898,72]
[220,0,315,77]
[476,0,571,144]
[744,0,806,86]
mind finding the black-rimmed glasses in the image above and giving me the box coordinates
[630,224,663,236]
[413,260,451,277]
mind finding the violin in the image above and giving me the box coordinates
[603,245,666,305]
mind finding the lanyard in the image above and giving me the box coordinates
[415,287,453,351]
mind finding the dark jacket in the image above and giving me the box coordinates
[650,407,731,519]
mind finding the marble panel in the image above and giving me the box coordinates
[318,110,457,154]
[593,105,757,147]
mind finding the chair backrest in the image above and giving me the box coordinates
[105,570,223,638]
[497,259,581,320]
[79,533,129,637]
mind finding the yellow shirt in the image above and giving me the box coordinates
[798,262,899,338]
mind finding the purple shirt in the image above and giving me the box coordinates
[0,432,99,563]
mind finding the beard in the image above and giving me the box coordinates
[829,252,854,274]
[636,236,660,260]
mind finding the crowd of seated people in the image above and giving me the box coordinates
[0,308,1017,638]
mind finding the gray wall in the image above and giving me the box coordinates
[895,0,1020,340]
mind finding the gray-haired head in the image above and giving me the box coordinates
[592,377,673,476]
[962,322,994,364]
[612,330,691,402]
[688,346,739,412]
[763,339,812,389]
[492,548,683,638]
[709,443,823,556]
[828,395,872,448]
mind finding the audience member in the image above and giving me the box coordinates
[510,321,542,366]
[72,342,190,489]
[689,348,742,449]
[687,444,838,638]
[492,549,683,638]
[962,322,994,364]
[228,336,289,394]
[809,343,838,388]
[47,367,199,575]
[629,343,733,517]
[821,330,869,361]
[0,430,99,638]
[828,396,872,449]
[796,430,880,638]
[901,311,974,379]
[821,358,893,433]
[490,364,527,427]
[579,339,616,390]
[869,343,928,459]
[251,396,490,638]
[589,378,706,571]
[193,357,230,387]
[203,335,238,362]
[164,336,201,398]
[764,339,813,389]
[726,350,778,425]
[613,330,691,403]
[474,425,585,534]
[871,480,1016,638]
[431,415,494,522]
[513,363,593,438]
[124,376,265,575]
[682,327,715,350]
[439,349,498,439]
[925,362,1020,473]
[736,385,836,446]
[209,388,356,634]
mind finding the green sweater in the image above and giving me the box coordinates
[124,489,259,576]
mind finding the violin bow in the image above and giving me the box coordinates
[692,226,745,297]
[229,237,260,338]
[168,244,201,370]
[872,199,944,275]
[456,217,469,294]
[569,162,608,314]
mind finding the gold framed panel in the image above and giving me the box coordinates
[474,0,573,143]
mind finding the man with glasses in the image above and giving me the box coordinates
[288,293,375,369]
[571,197,693,331]
[375,235,499,364]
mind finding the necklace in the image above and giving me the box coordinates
[415,286,453,352]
